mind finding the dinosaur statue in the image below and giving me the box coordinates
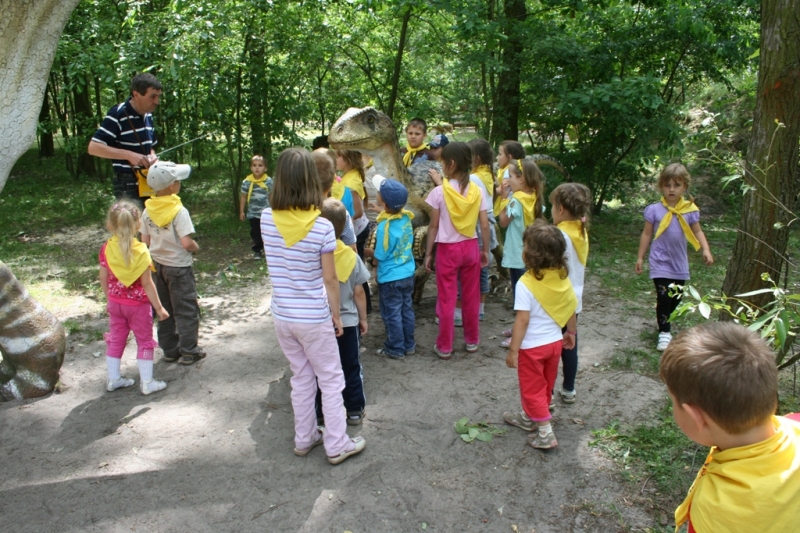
[0,0,80,399]
[328,106,570,302]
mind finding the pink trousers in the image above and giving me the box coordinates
[273,318,351,456]
[518,341,562,422]
[105,301,158,359]
[435,240,481,353]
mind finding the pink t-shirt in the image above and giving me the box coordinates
[99,243,149,306]
[425,180,488,244]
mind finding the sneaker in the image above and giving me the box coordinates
[106,377,135,392]
[465,343,479,353]
[657,332,672,351]
[454,316,463,327]
[435,316,439,325]
[559,388,576,404]
[500,338,511,349]
[294,431,324,457]
[528,430,558,449]
[503,411,536,432]
[347,410,365,426]
[179,350,207,366]
[252,250,263,260]
[327,436,366,465]
[376,348,404,360]
[405,345,417,356]
[433,344,452,361]
[163,353,181,363]
[140,379,167,396]
[479,313,485,321]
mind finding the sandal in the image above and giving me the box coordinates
[500,338,511,348]
[502,329,513,337]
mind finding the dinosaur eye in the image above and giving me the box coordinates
[367,115,375,124]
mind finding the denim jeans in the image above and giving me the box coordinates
[378,275,415,356]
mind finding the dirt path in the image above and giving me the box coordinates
[0,258,667,532]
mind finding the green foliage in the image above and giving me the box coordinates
[454,416,506,443]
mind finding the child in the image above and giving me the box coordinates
[503,223,577,449]
[493,140,525,219]
[660,323,800,532]
[261,147,365,465]
[140,161,206,366]
[550,183,592,404]
[424,142,490,360]
[372,176,416,360]
[311,151,357,249]
[316,198,370,425]
[635,163,713,351]
[99,200,170,395]
[239,155,272,259]
[499,158,545,348]
[336,149,372,314]
[401,117,430,167]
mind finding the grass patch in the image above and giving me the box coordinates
[609,346,661,376]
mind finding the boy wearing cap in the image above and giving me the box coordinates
[140,161,206,366]
[372,176,416,360]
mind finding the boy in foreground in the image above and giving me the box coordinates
[660,322,800,533]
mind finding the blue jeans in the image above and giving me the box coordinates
[378,275,415,356]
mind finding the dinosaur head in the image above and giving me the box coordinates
[328,107,398,152]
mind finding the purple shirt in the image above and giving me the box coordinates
[644,202,700,280]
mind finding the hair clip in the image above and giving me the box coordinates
[111,203,121,211]
[581,216,586,222]
[517,159,523,172]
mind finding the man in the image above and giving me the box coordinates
[88,73,162,203]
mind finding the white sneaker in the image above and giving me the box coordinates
[560,388,576,404]
[657,332,672,351]
[140,379,167,396]
[107,377,135,392]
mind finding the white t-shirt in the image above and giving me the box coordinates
[514,282,563,349]
[559,229,585,314]
[140,208,195,267]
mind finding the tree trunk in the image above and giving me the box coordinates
[39,84,55,158]
[386,6,412,121]
[721,0,800,305]
[490,0,526,145]
[72,77,97,177]
[0,0,82,193]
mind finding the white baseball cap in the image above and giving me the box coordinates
[147,161,192,192]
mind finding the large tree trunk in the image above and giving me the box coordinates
[721,0,800,304]
[386,6,412,121]
[0,0,81,193]
[38,84,55,158]
[72,76,97,177]
[490,0,526,145]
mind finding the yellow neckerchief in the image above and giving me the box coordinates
[104,236,153,287]
[365,157,374,168]
[442,178,482,238]
[330,179,346,201]
[474,165,494,197]
[340,169,365,199]
[376,209,415,251]
[145,194,183,228]
[558,220,589,266]
[333,239,357,282]
[655,196,700,251]
[403,144,430,167]
[271,207,321,247]
[511,190,538,227]
[675,416,800,533]
[244,173,269,205]
[519,269,577,327]
[493,165,509,216]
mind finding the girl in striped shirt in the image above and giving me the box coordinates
[260,148,366,465]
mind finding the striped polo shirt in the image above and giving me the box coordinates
[91,99,157,174]
[261,208,337,323]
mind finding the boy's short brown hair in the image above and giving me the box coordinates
[311,151,335,193]
[660,322,778,434]
[320,198,346,239]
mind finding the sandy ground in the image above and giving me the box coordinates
[0,251,668,532]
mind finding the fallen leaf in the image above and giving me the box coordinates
[571,418,584,425]
[98,462,108,468]
[132,448,138,455]
[92,352,101,358]
[227,429,235,433]
[511,526,518,532]
[421,524,427,530]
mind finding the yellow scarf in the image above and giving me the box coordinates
[376,209,415,251]
[145,194,183,228]
[244,173,269,205]
[340,169,365,200]
[271,207,321,247]
[519,269,577,327]
[442,179,482,238]
[474,165,494,197]
[675,416,800,533]
[330,180,346,201]
[493,165,509,216]
[558,220,589,266]
[402,144,429,167]
[333,239,357,282]
[511,190,538,227]
[104,236,153,287]
[655,197,700,251]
